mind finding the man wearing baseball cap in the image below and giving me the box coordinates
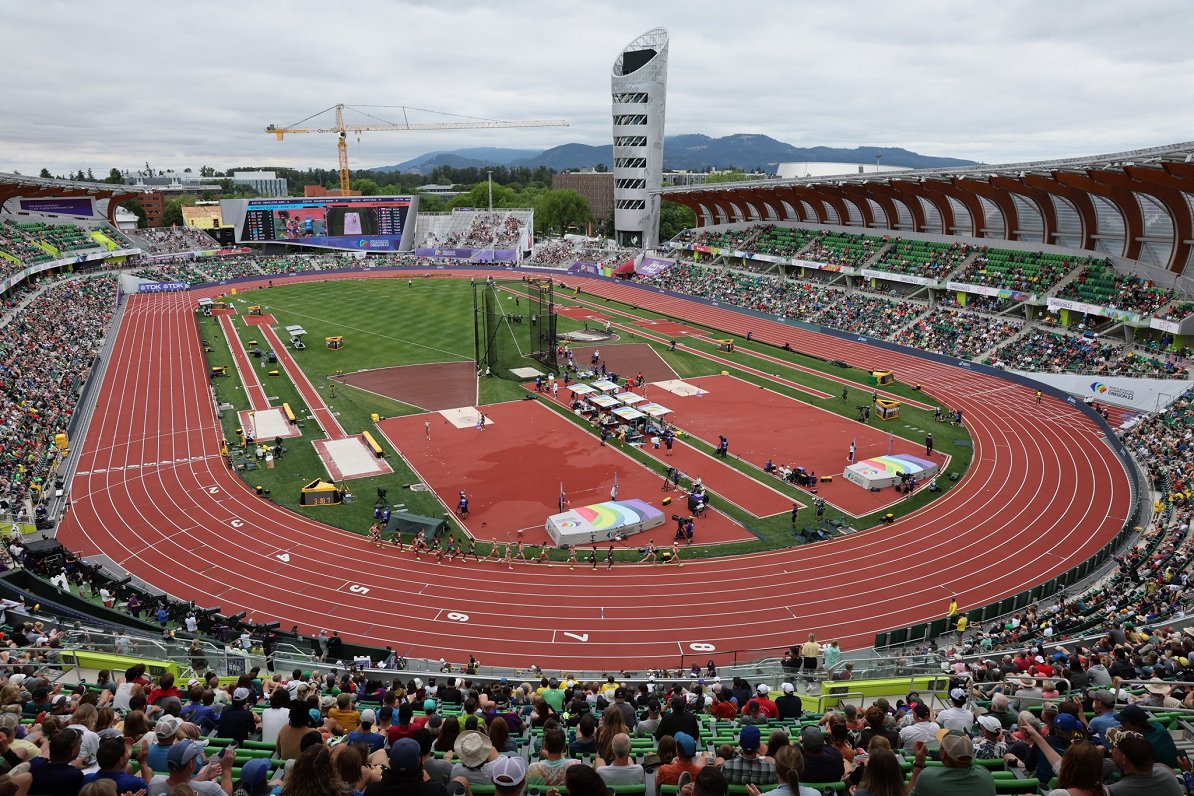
[774,682,803,719]
[151,740,234,795]
[348,709,386,753]
[907,731,994,795]
[716,725,776,785]
[747,684,778,719]
[1087,690,1121,744]
[1116,703,1180,768]
[657,731,707,790]
[936,688,975,733]
[491,755,527,796]
[364,737,447,796]
[215,687,259,744]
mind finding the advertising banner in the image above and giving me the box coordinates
[861,269,933,286]
[1011,370,1191,412]
[138,282,189,293]
[1046,296,1141,323]
[946,281,1033,302]
[18,197,95,217]
[413,247,519,261]
[635,256,674,277]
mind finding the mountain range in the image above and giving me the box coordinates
[375,134,979,174]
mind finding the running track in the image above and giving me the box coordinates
[56,272,1133,668]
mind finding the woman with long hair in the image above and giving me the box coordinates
[1021,721,1109,796]
[434,716,460,753]
[488,716,515,754]
[282,744,352,796]
[853,747,906,796]
[772,745,819,796]
[595,708,628,762]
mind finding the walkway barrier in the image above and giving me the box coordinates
[872,523,1137,650]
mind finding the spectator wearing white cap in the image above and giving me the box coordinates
[936,688,975,733]
[215,687,259,744]
[774,682,803,720]
[748,684,778,719]
[144,715,181,774]
[490,754,527,796]
[973,715,1013,763]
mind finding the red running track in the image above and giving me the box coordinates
[56,273,1132,669]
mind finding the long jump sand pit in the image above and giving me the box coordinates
[333,361,476,410]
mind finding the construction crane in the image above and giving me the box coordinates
[266,104,569,195]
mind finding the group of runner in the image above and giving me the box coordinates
[367,523,686,569]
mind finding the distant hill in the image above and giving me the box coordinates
[376,147,541,173]
[374,134,979,174]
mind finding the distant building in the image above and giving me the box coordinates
[416,184,464,197]
[138,191,166,227]
[663,170,769,187]
[181,203,225,230]
[611,27,669,249]
[304,185,361,197]
[230,171,288,197]
[774,162,908,179]
[552,171,613,233]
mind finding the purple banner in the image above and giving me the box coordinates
[635,256,674,277]
[567,262,601,275]
[414,247,518,262]
[138,281,189,293]
[19,197,94,217]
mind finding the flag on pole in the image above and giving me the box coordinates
[610,472,619,500]
[558,482,565,513]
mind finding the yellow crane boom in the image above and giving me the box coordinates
[266,104,569,195]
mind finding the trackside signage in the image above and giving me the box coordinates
[1010,370,1191,412]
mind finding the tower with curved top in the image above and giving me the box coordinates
[611,28,668,250]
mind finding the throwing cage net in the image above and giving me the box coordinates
[473,277,557,381]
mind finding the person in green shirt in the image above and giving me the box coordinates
[540,679,565,713]
[908,733,995,796]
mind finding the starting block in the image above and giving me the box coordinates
[268,370,280,377]
[210,366,228,377]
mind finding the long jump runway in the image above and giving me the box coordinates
[55,272,1132,668]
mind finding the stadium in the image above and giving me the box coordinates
[3,8,1194,796]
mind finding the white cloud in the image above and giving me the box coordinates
[2,0,1192,175]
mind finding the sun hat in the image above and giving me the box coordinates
[454,730,495,767]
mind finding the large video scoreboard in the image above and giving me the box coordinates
[220,195,419,252]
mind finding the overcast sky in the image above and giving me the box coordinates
[3,0,1193,176]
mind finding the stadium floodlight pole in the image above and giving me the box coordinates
[487,169,496,263]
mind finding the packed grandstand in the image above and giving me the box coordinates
[1,138,1194,796]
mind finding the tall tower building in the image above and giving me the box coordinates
[611,28,669,249]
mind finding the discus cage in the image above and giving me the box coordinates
[472,277,557,381]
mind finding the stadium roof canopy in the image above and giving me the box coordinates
[0,171,158,224]
[657,141,1194,274]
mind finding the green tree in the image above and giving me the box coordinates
[417,193,448,213]
[105,168,125,184]
[658,200,696,242]
[160,195,198,227]
[354,177,380,196]
[200,165,217,178]
[39,168,52,179]
[535,189,591,235]
[448,182,517,210]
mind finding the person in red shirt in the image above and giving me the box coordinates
[146,673,182,706]
[386,702,419,745]
[744,685,778,719]
[710,691,738,721]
